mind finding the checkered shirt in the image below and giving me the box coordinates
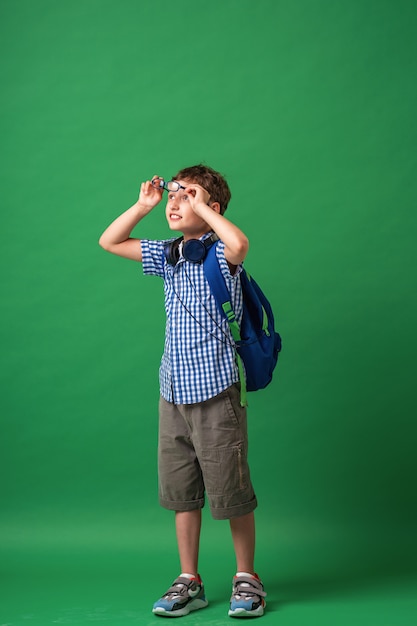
[141,236,243,404]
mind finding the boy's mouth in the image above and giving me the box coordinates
[169,214,181,220]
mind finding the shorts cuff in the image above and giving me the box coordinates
[210,496,258,520]
[159,497,205,512]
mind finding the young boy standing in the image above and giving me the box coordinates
[99,164,266,618]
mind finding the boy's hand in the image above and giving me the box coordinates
[137,176,163,211]
[184,183,211,214]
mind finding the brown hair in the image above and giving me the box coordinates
[171,164,231,214]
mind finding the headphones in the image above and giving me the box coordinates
[164,233,219,265]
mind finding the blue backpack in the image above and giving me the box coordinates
[204,241,282,406]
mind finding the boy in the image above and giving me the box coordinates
[99,164,266,618]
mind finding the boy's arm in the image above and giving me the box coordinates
[98,179,163,261]
[186,185,249,267]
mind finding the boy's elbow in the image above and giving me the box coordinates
[229,236,249,265]
[98,234,111,251]
[238,235,249,260]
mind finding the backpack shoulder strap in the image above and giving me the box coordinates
[203,242,231,313]
[203,242,247,406]
[203,242,241,336]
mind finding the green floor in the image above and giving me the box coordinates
[2,516,416,625]
[3,571,417,625]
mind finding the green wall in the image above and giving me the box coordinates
[1,1,416,624]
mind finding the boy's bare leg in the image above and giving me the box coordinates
[175,510,202,575]
[230,511,256,573]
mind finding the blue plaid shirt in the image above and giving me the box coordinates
[141,236,243,404]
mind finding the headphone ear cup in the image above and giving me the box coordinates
[183,239,207,263]
[164,238,181,265]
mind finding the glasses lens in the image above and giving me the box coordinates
[166,181,181,192]
[152,178,164,189]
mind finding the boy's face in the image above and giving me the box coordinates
[165,179,211,239]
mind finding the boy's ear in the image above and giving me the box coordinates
[210,201,221,214]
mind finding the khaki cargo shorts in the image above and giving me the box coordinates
[158,383,257,520]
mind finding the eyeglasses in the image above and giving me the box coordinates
[151,178,186,192]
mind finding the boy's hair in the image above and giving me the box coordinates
[171,164,231,214]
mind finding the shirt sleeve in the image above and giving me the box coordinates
[140,239,166,278]
[215,240,243,286]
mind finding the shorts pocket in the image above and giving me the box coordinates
[223,384,246,427]
[200,443,248,496]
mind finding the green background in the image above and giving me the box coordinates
[1,0,416,624]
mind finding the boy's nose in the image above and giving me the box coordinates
[168,197,179,209]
